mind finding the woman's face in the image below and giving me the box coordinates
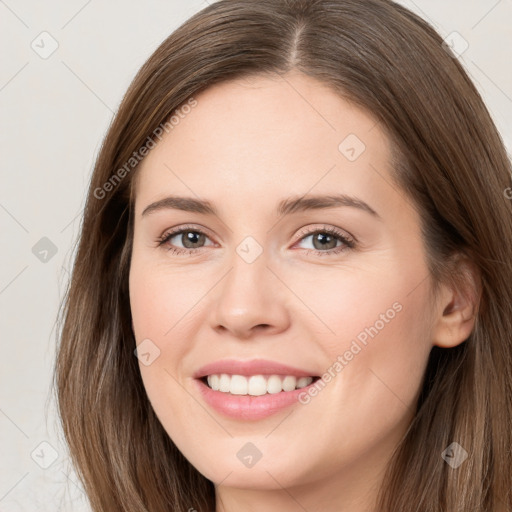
[129,71,437,502]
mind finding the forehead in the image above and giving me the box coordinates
[133,72,396,218]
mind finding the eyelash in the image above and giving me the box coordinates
[156,224,356,257]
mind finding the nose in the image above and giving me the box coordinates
[209,246,291,340]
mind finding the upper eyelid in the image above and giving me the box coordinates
[163,223,214,238]
[293,225,355,244]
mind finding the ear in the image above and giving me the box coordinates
[431,255,481,348]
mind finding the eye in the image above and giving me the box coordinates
[293,225,356,256]
[156,225,215,255]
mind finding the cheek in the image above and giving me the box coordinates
[129,264,198,441]
[279,262,414,354]
[312,271,433,437]
[129,260,212,411]
[129,258,210,342]
[293,259,433,422]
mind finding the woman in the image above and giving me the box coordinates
[54,0,512,510]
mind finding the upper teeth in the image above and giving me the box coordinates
[206,374,313,396]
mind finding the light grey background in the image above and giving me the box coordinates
[0,1,511,510]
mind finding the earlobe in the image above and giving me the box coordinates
[431,257,481,349]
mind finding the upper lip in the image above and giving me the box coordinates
[193,359,318,379]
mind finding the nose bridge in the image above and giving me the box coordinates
[209,233,289,337]
[223,234,271,307]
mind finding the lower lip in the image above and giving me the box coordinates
[194,378,317,420]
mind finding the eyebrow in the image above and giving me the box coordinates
[141,193,381,219]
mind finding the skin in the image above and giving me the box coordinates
[128,71,478,512]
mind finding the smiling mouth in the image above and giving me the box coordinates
[200,374,321,396]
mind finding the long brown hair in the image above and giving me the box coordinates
[53,0,512,510]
